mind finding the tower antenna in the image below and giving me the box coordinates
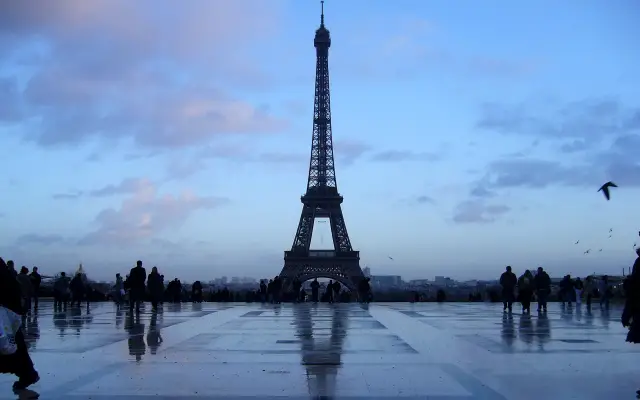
[320,1,324,26]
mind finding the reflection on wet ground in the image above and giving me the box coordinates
[0,301,637,399]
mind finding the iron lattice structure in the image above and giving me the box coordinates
[279,4,365,291]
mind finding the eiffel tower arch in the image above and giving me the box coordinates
[279,3,365,291]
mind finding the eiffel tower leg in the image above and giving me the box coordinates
[327,206,352,253]
[292,205,316,252]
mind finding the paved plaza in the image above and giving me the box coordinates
[0,301,637,399]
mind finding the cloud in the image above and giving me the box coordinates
[15,233,66,246]
[0,77,23,122]
[79,179,228,246]
[469,184,496,198]
[88,178,153,197]
[52,191,83,200]
[53,178,154,199]
[0,0,288,149]
[476,98,640,151]
[415,195,435,205]
[452,200,510,224]
[370,150,441,162]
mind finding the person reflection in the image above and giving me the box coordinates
[125,313,146,362]
[115,307,124,329]
[146,311,163,355]
[518,313,534,346]
[24,313,40,351]
[53,309,68,337]
[500,313,516,349]
[293,303,348,398]
[534,312,551,351]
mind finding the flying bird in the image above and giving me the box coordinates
[609,228,613,233]
[598,181,617,200]
[388,256,394,261]
[599,249,603,252]
[584,249,591,254]
[609,235,612,239]
[634,243,637,248]
[575,240,580,244]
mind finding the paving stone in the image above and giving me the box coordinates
[0,301,636,399]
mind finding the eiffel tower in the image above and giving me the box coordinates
[279,2,365,291]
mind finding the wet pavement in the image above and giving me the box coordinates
[0,301,636,399]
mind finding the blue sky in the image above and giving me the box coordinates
[0,0,639,282]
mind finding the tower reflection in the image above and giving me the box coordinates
[293,304,349,399]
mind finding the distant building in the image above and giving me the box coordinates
[371,275,402,287]
[434,276,454,286]
[363,267,371,277]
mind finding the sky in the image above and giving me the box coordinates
[0,1,639,282]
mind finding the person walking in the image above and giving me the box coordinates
[128,260,147,313]
[29,267,41,312]
[500,266,517,313]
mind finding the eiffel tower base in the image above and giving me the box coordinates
[280,250,365,292]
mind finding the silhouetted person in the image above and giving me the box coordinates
[332,280,341,303]
[584,275,595,310]
[326,280,334,303]
[128,260,147,313]
[6,260,17,278]
[310,278,320,302]
[147,267,164,310]
[114,273,124,307]
[534,267,551,312]
[16,267,33,314]
[259,280,267,303]
[29,267,41,311]
[599,275,611,310]
[169,279,182,303]
[0,257,39,392]
[622,249,640,397]
[70,272,85,307]
[500,266,517,313]
[299,288,307,302]
[272,276,282,304]
[574,277,584,306]
[559,275,573,307]
[517,270,534,314]
[192,281,203,303]
[53,272,69,310]
[292,278,302,302]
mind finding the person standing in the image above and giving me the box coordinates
[16,267,33,315]
[310,278,320,303]
[29,267,41,311]
[599,275,611,310]
[500,266,517,313]
[147,267,164,310]
[53,272,70,310]
[113,273,124,307]
[584,275,595,311]
[69,273,85,308]
[517,270,534,314]
[574,277,584,306]
[534,267,551,313]
[128,260,147,313]
[0,257,39,392]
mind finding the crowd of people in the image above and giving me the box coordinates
[499,266,617,314]
[106,266,374,308]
